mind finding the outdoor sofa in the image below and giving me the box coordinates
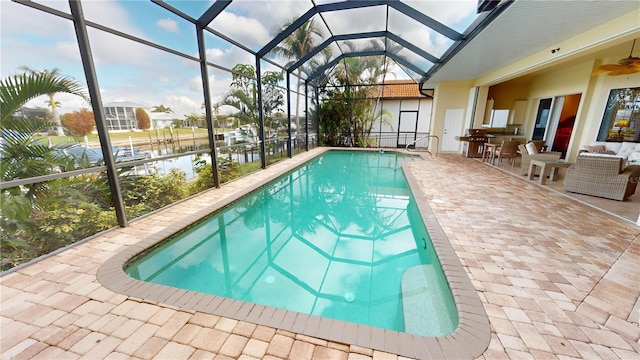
[564,154,640,201]
[584,141,640,166]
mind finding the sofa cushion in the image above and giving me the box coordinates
[618,142,640,159]
[628,151,640,165]
[592,141,622,153]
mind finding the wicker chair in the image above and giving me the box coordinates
[518,144,562,176]
[493,140,520,166]
[564,155,640,201]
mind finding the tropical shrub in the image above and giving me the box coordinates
[188,156,242,194]
[0,172,117,270]
[317,96,346,146]
[121,169,187,212]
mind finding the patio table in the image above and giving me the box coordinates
[527,159,571,185]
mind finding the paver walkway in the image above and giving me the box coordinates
[2,149,639,359]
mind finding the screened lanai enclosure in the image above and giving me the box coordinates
[0,0,510,269]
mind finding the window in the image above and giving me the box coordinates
[597,87,640,142]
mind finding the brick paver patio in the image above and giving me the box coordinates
[2,149,639,359]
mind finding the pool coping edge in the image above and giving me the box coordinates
[402,160,491,359]
[97,148,490,360]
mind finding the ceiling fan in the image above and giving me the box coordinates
[592,39,640,76]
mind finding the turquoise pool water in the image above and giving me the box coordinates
[126,150,457,335]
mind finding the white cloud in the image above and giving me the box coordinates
[1,2,71,39]
[210,11,270,49]
[208,75,234,101]
[407,0,477,31]
[80,1,145,38]
[322,7,385,35]
[86,27,155,67]
[225,1,311,34]
[188,76,205,94]
[205,48,225,60]
[205,47,254,70]
[53,41,84,62]
[1,3,80,75]
[157,18,179,33]
[164,95,203,117]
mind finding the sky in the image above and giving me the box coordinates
[0,0,479,120]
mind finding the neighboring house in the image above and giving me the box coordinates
[370,80,433,148]
[103,102,179,131]
[103,102,148,131]
[150,112,176,129]
[14,106,48,120]
[14,107,59,135]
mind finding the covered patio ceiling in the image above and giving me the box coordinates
[421,0,640,88]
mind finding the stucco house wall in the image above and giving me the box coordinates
[369,81,433,147]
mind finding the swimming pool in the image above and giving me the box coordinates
[99,148,490,359]
[126,151,456,335]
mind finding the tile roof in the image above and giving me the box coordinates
[380,80,423,99]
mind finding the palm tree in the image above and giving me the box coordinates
[16,67,86,136]
[224,64,258,127]
[1,69,88,196]
[1,68,88,123]
[223,88,258,126]
[271,18,327,134]
[151,104,173,114]
[212,101,222,129]
[333,40,388,85]
[325,40,394,146]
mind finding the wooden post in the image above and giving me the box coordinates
[148,130,154,151]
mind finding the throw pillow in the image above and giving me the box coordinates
[584,145,606,153]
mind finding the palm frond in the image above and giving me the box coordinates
[0,71,89,123]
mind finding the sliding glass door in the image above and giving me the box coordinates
[532,98,553,140]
